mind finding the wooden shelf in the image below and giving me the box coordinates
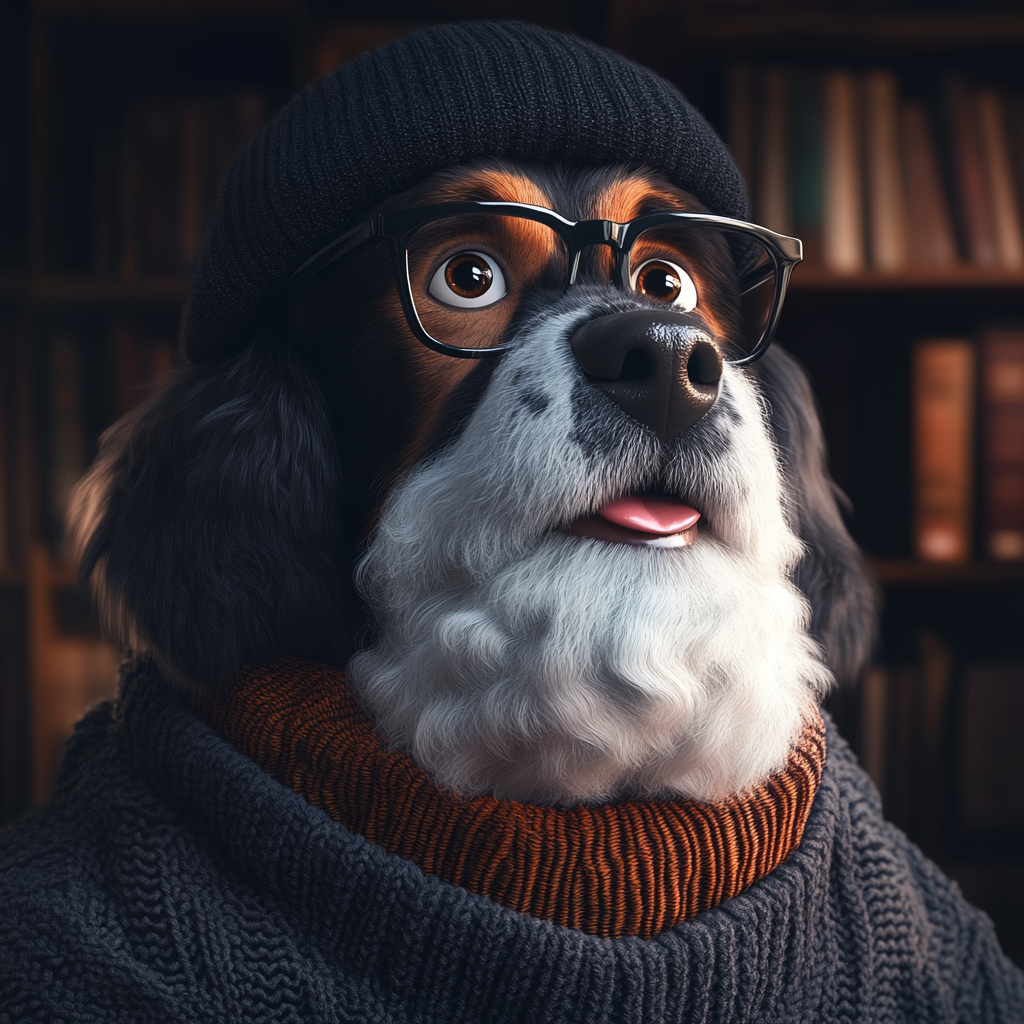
[679,12,1024,51]
[35,0,297,19]
[790,266,1024,292]
[1,275,189,305]
[868,558,1024,589]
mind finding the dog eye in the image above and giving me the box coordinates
[428,251,508,308]
[630,259,697,311]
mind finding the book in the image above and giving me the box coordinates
[92,122,118,278]
[900,101,959,267]
[916,630,954,852]
[727,63,755,196]
[0,581,30,825]
[118,92,266,279]
[976,91,1024,270]
[862,69,908,272]
[822,70,864,273]
[199,92,266,257]
[111,321,143,418]
[111,321,178,417]
[27,543,119,806]
[958,661,1024,831]
[0,318,8,574]
[943,77,999,267]
[859,664,889,793]
[1004,93,1024,247]
[789,71,823,264]
[757,68,790,235]
[978,329,1024,561]
[132,97,182,275]
[311,21,419,80]
[912,338,975,562]
[179,98,205,273]
[886,664,921,834]
[46,332,87,535]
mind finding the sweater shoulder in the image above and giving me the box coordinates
[820,714,1024,1018]
[0,688,206,1022]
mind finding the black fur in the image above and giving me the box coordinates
[757,345,879,682]
[75,331,350,693]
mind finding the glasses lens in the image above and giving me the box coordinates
[407,214,568,351]
[628,223,779,358]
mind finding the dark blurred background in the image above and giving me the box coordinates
[1,0,1022,966]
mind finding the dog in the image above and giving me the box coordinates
[6,23,1021,1020]
[70,159,873,807]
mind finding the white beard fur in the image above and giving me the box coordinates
[348,310,833,805]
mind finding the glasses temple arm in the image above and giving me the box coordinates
[289,219,377,290]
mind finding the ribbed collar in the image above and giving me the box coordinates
[195,659,824,938]
[109,657,853,1022]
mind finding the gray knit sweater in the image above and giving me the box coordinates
[2,657,1022,1022]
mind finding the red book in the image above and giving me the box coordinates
[912,339,975,562]
[900,102,958,267]
[943,77,999,267]
[979,329,1024,561]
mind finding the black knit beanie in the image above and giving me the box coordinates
[181,21,748,364]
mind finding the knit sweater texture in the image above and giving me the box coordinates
[2,656,1022,1023]
[200,659,826,939]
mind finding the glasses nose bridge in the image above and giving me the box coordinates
[564,218,631,288]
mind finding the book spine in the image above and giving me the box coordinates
[0,318,8,574]
[859,664,889,794]
[789,71,823,265]
[46,332,87,536]
[976,90,1024,269]
[958,660,1024,831]
[943,77,999,267]
[231,90,266,147]
[92,122,118,277]
[862,69,908,272]
[822,70,864,273]
[111,320,141,418]
[900,101,959,267]
[147,340,177,386]
[134,98,182,275]
[1004,93,1024,247]
[912,338,975,562]
[758,68,790,235]
[179,99,204,271]
[727,63,755,196]
[979,329,1024,561]
[120,110,138,280]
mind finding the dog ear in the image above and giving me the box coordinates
[756,345,879,683]
[67,330,350,695]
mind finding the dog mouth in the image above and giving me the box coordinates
[564,492,700,548]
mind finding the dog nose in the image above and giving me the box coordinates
[569,310,723,441]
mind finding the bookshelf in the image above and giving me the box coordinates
[0,0,305,827]
[791,267,1024,290]
[0,0,1021,965]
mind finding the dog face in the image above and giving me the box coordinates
[287,161,832,803]
[69,160,877,806]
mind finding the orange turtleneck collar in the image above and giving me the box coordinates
[199,660,825,939]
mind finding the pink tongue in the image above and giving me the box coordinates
[596,495,701,536]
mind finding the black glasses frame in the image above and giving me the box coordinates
[289,201,803,363]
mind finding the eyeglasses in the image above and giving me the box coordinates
[290,201,803,364]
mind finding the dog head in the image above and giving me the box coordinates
[67,26,877,807]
